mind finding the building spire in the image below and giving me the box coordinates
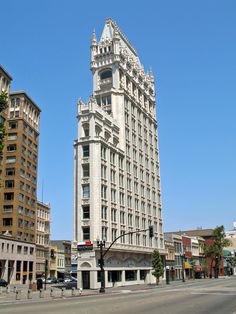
[91,29,97,46]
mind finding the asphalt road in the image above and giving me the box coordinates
[1,278,236,314]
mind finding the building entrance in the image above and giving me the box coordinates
[82,271,90,289]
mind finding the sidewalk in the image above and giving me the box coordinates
[0,278,230,305]
[0,280,185,304]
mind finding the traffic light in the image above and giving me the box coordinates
[149,225,154,238]
[50,249,55,258]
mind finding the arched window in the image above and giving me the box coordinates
[100,69,112,80]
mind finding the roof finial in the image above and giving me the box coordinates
[91,29,97,46]
[149,67,154,81]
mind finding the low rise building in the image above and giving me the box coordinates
[0,235,36,284]
[165,233,183,280]
[50,240,71,279]
[36,201,50,279]
[164,239,175,281]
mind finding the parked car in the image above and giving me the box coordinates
[64,277,73,283]
[46,277,57,284]
[0,279,8,287]
[57,278,64,283]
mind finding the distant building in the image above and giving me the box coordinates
[164,238,175,281]
[36,201,50,278]
[165,233,183,280]
[50,240,71,279]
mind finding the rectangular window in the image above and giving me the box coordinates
[101,165,107,179]
[82,184,90,198]
[82,206,90,219]
[101,146,106,159]
[111,189,116,202]
[8,133,17,140]
[101,185,107,199]
[118,156,124,169]
[120,230,125,244]
[111,208,117,222]
[83,227,90,240]
[22,134,26,142]
[120,211,125,224]
[102,227,107,241]
[5,180,14,188]
[3,218,13,226]
[82,164,90,177]
[9,121,18,129]
[17,246,22,254]
[101,206,107,220]
[6,168,15,176]
[6,156,16,163]
[112,228,117,241]
[4,192,14,200]
[82,145,89,157]
[19,193,24,202]
[3,205,13,213]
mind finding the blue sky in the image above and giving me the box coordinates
[1,0,236,239]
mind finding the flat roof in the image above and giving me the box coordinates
[0,64,13,81]
[10,90,41,112]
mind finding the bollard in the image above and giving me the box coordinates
[39,288,43,298]
[0,287,2,294]
[6,286,10,294]
[16,290,20,300]
[61,288,64,298]
[79,288,82,296]
[71,287,75,296]
[50,288,54,297]
[13,286,17,293]
[27,289,32,299]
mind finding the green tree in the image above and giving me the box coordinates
[0,90,8,156]
[203,225,231,278]
[151,249,164,284]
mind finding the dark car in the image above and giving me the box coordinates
[57,278,64,283]
[0,279,8,287]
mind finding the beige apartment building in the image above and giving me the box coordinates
[74,18,165,289]
[36,201,50,278]
[0,90,41,242]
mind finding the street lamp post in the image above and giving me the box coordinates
[44,259,48,290]
[166,266,170,285]
[181,254,185,283]
[97,239,106,293]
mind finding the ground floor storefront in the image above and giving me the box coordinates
[76,249,165,289]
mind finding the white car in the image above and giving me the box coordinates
[64,277,72,283]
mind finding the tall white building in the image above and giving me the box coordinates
[74,18,165,289]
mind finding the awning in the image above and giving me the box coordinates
[184,262,192,269]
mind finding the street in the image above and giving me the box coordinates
[1,278,236,314]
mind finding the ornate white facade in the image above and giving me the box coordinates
[74,18,165,289]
